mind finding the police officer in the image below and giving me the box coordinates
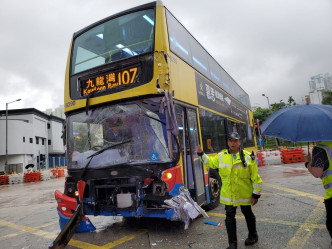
[196,132,263,249]
[305,141,332,246]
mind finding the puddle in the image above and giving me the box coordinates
[282,169,307,177]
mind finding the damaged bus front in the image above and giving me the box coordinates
[55,98,187,232]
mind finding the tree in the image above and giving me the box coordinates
[270,100,287,112]
[254,95,296,125]
[253,107,272,123]
[287,96,296,106]
[322,91,332,105]
[268,96,296,112]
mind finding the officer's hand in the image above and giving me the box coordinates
[196,145,203,154]
[251,198,258,206]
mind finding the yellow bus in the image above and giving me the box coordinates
[55,0,256,232]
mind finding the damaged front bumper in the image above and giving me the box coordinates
[55,190,96,232]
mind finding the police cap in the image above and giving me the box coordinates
[228,132,241,140]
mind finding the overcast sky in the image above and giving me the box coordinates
[1,0,331,112]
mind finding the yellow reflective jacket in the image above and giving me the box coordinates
[201,149,263,206]
[316,141,332,200]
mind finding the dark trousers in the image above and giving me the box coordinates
[225,205,257,246]
[325,197,332,239]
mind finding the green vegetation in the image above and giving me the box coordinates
[268,96,296,113]
[254,96,297,124]
[253,107,272,122]
[322,91,332,105]
[257,137,312,151]
[254,96,311,150]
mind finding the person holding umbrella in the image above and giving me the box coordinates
[260,103,332,246]
[305,141,332,245]
[196,132,263,249]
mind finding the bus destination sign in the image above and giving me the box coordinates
[81,67,138,96]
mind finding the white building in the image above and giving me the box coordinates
[308,73,332,104]
[0,108,65,174]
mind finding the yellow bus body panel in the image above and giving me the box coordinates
[64,5,171,114]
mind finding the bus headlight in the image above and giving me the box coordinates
[166,172,172,179]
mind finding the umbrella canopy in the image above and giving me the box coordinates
[261,104,332,142]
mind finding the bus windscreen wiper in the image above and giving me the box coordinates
[80,139,132,179]
[136,104,166,125]
[88,139,132,159]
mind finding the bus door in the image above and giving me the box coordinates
[176,106,206,205]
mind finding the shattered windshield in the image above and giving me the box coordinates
[67,99,178,169]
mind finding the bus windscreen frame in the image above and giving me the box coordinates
[71,8,155,75]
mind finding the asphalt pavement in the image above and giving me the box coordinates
[0,162,331,249]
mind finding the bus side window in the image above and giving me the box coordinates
[199,109,227,153]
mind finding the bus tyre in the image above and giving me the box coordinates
[204,169,221,210]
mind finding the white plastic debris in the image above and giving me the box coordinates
[163,186,208,229]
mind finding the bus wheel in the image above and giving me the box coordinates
[204,169,221,210]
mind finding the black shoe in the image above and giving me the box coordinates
[226,243,237,249]
[245,235,258,246]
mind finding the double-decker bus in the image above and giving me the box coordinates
[54,0,256,234]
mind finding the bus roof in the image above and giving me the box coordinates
[73,1,162,39]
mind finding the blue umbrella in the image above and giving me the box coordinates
[261,104,332,142]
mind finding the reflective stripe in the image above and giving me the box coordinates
[220,196,232,202]
[245,155,250,165]
[233,198,251,203]
[253,190,261,195]
[220,196,252,203]
[321,170,332,179]
[232,164,242,169]
[317,144,332,180]
[219,163,230,168]
[324,182,332,190]
[219,152,223,164]
[318,144,332,159]
[253,184,262,188]
[203,154,209,164]
[317,144,332,199]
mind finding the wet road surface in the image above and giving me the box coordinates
[0,162,331,249]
